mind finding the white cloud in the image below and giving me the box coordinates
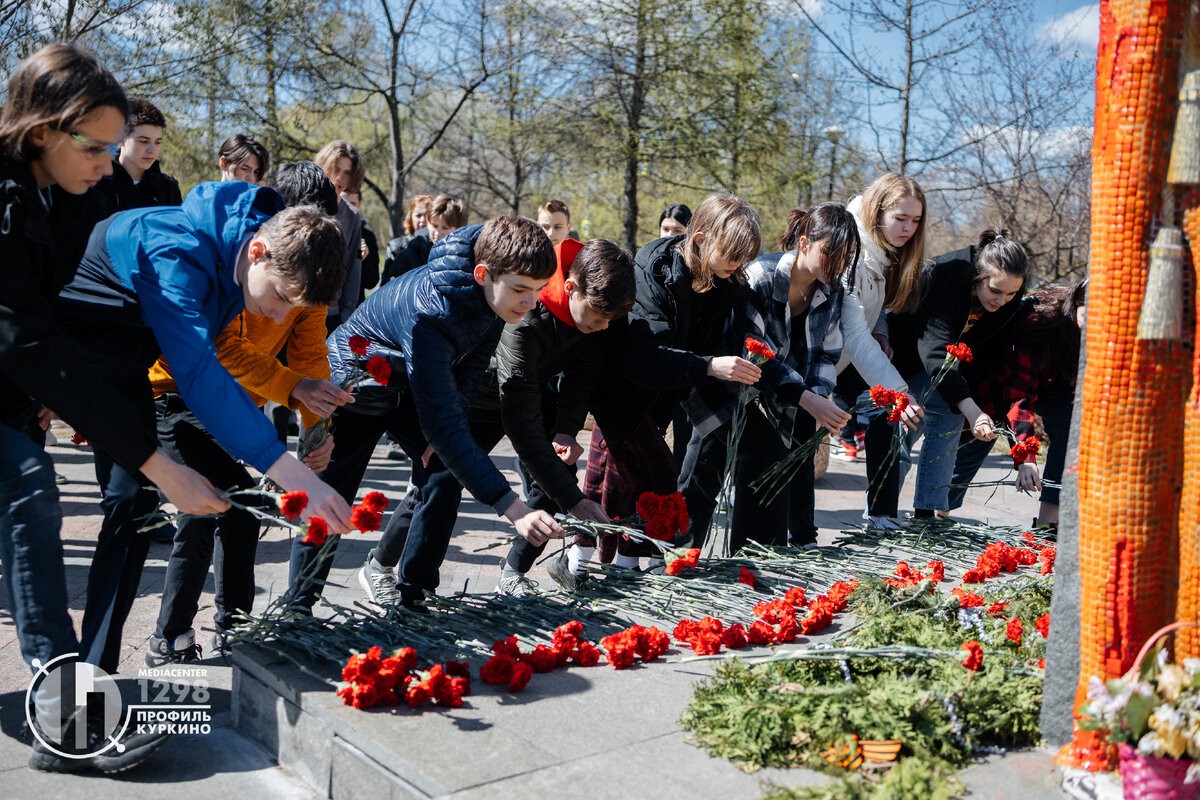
[1039,4,1100,55]
[767,0,823,17]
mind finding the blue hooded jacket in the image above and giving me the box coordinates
[60,181,288,473]
[328,224,517,513]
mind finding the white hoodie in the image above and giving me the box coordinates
[836,195,906,391]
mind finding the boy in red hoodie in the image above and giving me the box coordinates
[358,237,636,602]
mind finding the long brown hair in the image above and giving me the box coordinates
[0,42,128,161]
[858,173,926,313]
[676,193,761,292]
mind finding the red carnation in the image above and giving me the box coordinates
[744,337,776,361]
[952,588,985,608]
[348,334,371,356]
[70,432,89,446]
[492,636,521,659]
[1006,618,1024,645]
[1040,546,1056,575]
[1036,613,1050,638]
[635,492,662,520]
[351,506,383,532]
[507,662,533,691]
[946,342,973,362]
[572,641,601,667]
[691,630,723,655]
[738,567,756,587]
[361,491,389,513]
[480,654,516,685]
[645,516,673,541]
[961,640,984,671]
[300,516,329,546]
[784,586,807,607]
[869,385,896,407]
[366,354,392,386]
[520,644,560,674]
[279,490,308,519]
[721,624,748,649]
[599,634,637,669]
[747,620,776,645]
[986,601,1009,617]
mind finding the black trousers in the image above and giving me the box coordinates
[678,406,816,553]
[153,393,260,640]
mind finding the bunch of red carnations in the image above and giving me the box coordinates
[279,489,389,546]
[882,559,945,590]
[868,385,911,424]
[338,646,471,710]
[633,491,690,541]
[479,621,602,691]
[599,624,673,669]
[961,536,1054,584]
[1010,435,1041,468]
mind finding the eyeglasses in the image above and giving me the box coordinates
[66,130,121,159]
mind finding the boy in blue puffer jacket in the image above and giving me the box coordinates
[287,215,564,610]
[56,181,353,671]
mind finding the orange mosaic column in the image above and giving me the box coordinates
[1174,196,1200,658]
[1071,0,1189,754]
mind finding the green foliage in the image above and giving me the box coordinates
[679,580,1049,800]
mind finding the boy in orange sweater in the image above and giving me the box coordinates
[145,162,352,664]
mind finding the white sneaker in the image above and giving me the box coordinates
[496,568,539,598]
[358,551,401,605]
[866,515,901,531]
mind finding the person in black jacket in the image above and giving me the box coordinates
[579,193,763,572]
[884,228,1028,518]
[356,237,636,601]
[0,42,224,775]
[381,193,431,284]
[94,97,181,212]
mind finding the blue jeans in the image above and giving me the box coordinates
[908,370,969,513]
[0,422,78,671]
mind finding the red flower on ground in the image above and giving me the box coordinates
[348,334,371,356]
[279,490,308,519]
[961,640,984,671]
[350,506,383,532]
[599,633,637,669]
[738,567,756,587]
[492,636,521,659]
[1040,546,1056,575]
[952,587,985,608]
[361,491,389,513]
[986,601,1009,617]
[1036,613,1051,638]
[572,641,601,667]
[70,432,89,446]
[926,561,945,583]
[784,586,807,607]
[1006,618,1024,646]
[365,354,391,386]
[480,654,516,685]
[508,662,533,692]
[747,620,776,645]
[520,644,560,674]
[721,624,748,649]
[946,342,973,362]
[300,516,329,546]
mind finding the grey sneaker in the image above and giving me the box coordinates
[496,567,539,598]
[209,629,232,655]
[144,629,201,667]
[358,551,401,605]
[545,552,579,592]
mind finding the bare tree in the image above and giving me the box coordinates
[940,8,1092,282]
[795,0,1012,175]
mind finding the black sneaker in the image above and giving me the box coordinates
[29,709,172,774]
[144,629,202,667]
